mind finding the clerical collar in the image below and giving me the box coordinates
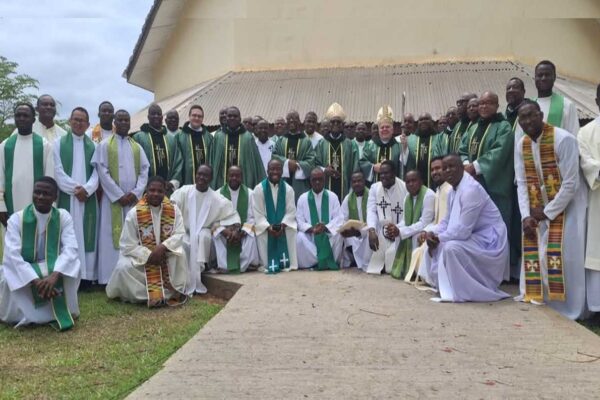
[229,186,240,193]
[141,123,166,135]
[285,131,306,139]
[183,121,204,134]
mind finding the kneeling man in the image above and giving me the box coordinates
[107,177,188,306]
[296,168,344,270]
[0,177,80,330]
[419,154,509,302]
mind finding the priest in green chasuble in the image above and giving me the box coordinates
[446,93,477,154]
[210,106,266,190]
[133,104,182,194]
[272,110,316,203]
[315,103,359,201]
[175,105,213,185]
[360,106,402,184]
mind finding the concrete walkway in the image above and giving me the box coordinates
[129,270,600,399]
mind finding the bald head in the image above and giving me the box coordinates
[478,91,500,119]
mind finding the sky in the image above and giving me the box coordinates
[0,0,154,125]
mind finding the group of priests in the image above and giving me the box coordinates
[1,59,600,331]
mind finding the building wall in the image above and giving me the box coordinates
[152,0,600,100]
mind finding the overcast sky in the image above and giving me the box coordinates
[0,0,154,125]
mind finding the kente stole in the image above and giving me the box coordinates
[108,135,141,249]
[391,185,426,280]
[308,190,338,270]
[21,205,74,331]
[57,132,97,251]
[348,188,369,222]
[4,134,44,215]
[219,184,250,273]
[522,125,565,302]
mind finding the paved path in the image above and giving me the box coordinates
[129,271,600,399]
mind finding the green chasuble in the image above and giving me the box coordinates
[219,184,249,273]
[359,138,401,184]
[57,131,98,251]
[446,117,472,154]
[210,125,266,190]
[308,190,338,270]
[272,132,316,203]
[133,124,182,184]
[405,132,447,188]
[314,134,359,201]
[391,185,427,280]
[21,205,74,331]
[175,122,213,185]
[458,113,514,232]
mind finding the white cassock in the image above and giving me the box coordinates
[296,189,344,269]
[53,135,99,281]
[353,139,366,159]
[213,186,259,272]
[536,94,580,136]
[578,117,600,312]
[11,119,67,142]
[340,192,371,270]
[0,208,80,327]
[255,137,275,175]
[306,131,323,149]
[170,185,240,294]
[516,127,588,319]
[91,136,150,284]
[399,188,435,248]
[252,180,298,270]
[421,173,510,302]
[106,204,188,302]
[413,182,452,282]
[366,178,408,274]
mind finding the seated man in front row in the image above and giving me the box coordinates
[340,171,371,271]
[107,176,188,307]
[0,177,80,330]
[296,168,344,270]
[418,154,509,302]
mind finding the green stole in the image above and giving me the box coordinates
[308,190,338,270]
[545,93,564,128]
[108,135,141,249]
[391,185,427,279]
[348,188,369,222]
[263,179,290,271]
[219,184,249,273]
[21,205,74,331]
[4,133,44,215]
[57,132,97,251]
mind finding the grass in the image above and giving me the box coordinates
[580,313,600,336]
[0,289,224,400]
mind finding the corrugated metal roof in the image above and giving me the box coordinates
[134,60,598,127]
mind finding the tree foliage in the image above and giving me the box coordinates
[0,55,39,137]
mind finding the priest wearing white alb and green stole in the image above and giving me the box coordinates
[54,108,99,283]
[0,178,80,330]
[213,166,258,273]
[366,161,408,274]
[578,87,600,312]
[92,110,150,284]
[340,172,371,270]
[170,165,240,294]
[534,60,579,136]
[296,169,344,270]
[515,101,589,320]
[252,159,298,272]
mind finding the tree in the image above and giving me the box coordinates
[0,56,39,138]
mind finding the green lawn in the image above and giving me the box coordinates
[580,313,600,336]
[0,290,224,400]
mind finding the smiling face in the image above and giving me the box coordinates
[535,63,555,95]
[417,113,435,136]
[14,105,35,132]
[466,99,480,122]
[405,171,422,197]
[36,95,57,121]
[188,106,204,130]
[304,113,318,135]
[226,107,242,130]
[114,111,131,137]
[351,172,366,196]
[517,102,545,139]
[379,162,396,188]
[69,109,90,136]
[378,122,393,142]
[147,105,163,130]
[165,110,179,132]
[267,159,283,184]
[146,180,166,207]
[98,102,114,127]
[430,159,445,186]
[330,117,344,135]
[195,165,212,192]
[310,169,325,194]
[506,79,526,107]
[478,92,499,120]
[33,181,57,213]
[227,166,242,191]
[255,120,270,142]
[442,155,464,188]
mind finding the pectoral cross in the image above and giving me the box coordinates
[331,151,340,171]
[546,174,558,197]
[287,148,296,161]
[228,145,237,165]
[280,252,289,269]
[391,202,403,224]
[469,138,479,158]
[267,259,279,274]
[549,256,561,270]
[376,197,391,219]
[155,146,166,167]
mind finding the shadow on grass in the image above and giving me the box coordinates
[0,290,224,400]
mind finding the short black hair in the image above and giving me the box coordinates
[518,99,541,112]
[405,169,422,180]
[430,155,445,165]
[98,101,113,111]
[189,105,204,116]
[380,160,395,171]
[508,77,525,90]
[196,164,213,176]
[147,175,167,189]
[115,109,130,116]
[36,94,54,106]
[14,102,36,116]
[71,106,89,121]
[35,176,58,195]
[535,60,556,74]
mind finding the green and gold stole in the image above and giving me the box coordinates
[415,135,434,187]
[21,205,74,331]
[4,134,44,215]
[220,184,249,273]
[57,131,97,251]
[522,124,565,302]
[263,179,290,272]
[467,122,492,162]
[136,196,186,307]
[348,188,369,222]
[308,190,338,271]
[108,135,141,249]
[391,185,427,280]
